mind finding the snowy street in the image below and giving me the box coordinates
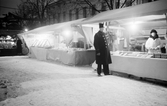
[0,56,167,106]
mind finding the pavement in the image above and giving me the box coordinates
[0,56,167,106]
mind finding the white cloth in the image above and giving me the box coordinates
[73,32,78,43]
[145,38,162,53]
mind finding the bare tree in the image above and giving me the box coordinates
[14,0,55,28]
[50,0,136,19]
[72,0,136,13]
[14,0,136,28]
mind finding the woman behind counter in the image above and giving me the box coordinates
[145,29,162,54]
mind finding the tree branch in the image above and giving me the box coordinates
[109,0,113,10]
[83,0,101,13]
[104,0,111,10]
[121,0,127,8]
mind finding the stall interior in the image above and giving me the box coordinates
[21,27,93,51]
[99,15,167,59]
[20,19,95,51]
[0,34,17,49]
[19,19,96,65]
[0,34,18,55]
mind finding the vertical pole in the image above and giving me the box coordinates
[164,13,167,52]
[80,25,87,50]
[106,21,109,32]
[165,13,167,39]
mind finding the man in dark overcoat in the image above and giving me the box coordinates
[94,23,112,76]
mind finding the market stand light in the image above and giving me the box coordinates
[129,23,138,32]
[62,29,72,37]
[127,21,143,34]
[24,28,28,32]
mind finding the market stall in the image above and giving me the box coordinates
[19,19,95,66]
[0,37,17,56]
[92,51,167,81]
[77,0,167,81]
[0,30,29,56]
[0,31,18,56]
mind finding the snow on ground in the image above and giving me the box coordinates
[0,56,167,106]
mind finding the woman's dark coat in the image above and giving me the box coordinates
[94,31,112,65]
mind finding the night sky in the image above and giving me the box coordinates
[0,0,21,17]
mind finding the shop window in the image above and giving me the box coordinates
[126,0,132,7]
[53,14,56,23]
[142,0,153,3]
[63,12,66,21]
[69,10,72,21]
[101,2,107,11]
[116,1,120,9]
[83,7,87,18]
[148,0,152,2]
[57,13,60,23]
[91,5,96,16]
[76,8,79,19]
[142,0,147,3]
[136,0,142,4]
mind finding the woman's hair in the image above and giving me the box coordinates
[150,29,157,34]
[150,29,159,40]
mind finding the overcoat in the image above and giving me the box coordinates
[94,31,112,64]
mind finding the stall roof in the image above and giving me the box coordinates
[113,15,167,29]
[19,18,85,35]
[77,0,167,25]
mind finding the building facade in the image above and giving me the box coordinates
[47,0,158,24]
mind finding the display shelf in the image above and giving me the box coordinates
[111,51,167,59]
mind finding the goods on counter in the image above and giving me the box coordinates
[111,51,153,58]
[0,35,17,49]
[0,41,16,49]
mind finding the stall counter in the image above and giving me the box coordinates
[29,47,95,66]
[93,54,167,81]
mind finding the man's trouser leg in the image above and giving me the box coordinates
[103,64,109,75]
[97,64,102,75]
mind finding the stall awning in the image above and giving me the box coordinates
[77,0,167,25]
[19,18,85,35]
[17,18,91,49]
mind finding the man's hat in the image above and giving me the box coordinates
[99,23,104,28]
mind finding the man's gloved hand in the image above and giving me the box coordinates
[96,53,100,56]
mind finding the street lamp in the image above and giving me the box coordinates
[24,28,28,32]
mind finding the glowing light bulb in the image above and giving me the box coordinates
[62,29,72,37]
[24,28,28,32]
